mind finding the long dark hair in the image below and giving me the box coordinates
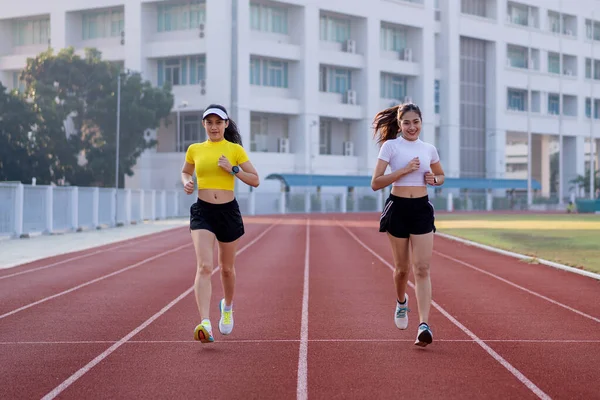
[372,102,422,145]
[203,104,243,146]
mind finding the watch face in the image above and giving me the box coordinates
[232,166,239,173]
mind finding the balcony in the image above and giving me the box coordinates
[0,15,50,70]
[144,1,207,58]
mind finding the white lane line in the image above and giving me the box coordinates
[41,221,279,400]
[2,338,599,345]
[0,244,191,321]
[0,229,181,281]
[296,218,310,400]
[434,250,600,323]
[339,223,552,400]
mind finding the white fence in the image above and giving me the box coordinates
[0,182,573,239]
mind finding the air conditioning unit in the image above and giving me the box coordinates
[400,48,413,62]
[345,90,357,105]
[277,137,290,153]
[565,29,573,36]
[343,141,354,156]
[344,39,356,53]
[564,69,573,76]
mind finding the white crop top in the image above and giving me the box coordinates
[377,137,440,187]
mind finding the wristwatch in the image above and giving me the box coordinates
[231,166,240,175]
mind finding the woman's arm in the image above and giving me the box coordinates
[181,162,195,195]
[371,158,419,191]
[425,161,445,186]
[236,160,260,188]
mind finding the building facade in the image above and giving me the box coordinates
[1,0,599,200]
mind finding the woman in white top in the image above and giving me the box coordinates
[371,102,445,347]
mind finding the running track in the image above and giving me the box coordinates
[1,214,598,400]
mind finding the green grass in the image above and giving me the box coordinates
[435,213,600,274]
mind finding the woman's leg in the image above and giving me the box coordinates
[216,239,239,335]
[191,229,216,342]
[387,233,411,329]
[409,231,434,346]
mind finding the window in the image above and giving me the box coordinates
[250,4,288,34]
[250,116,269,152]
[507,3,529,26]
[435,80,440,114]
[380,73,407,100]
[157,55,205,86]
[548,53,560,74]
[180,115,205,152]
[380,25,407,52]
[548,12,560,33]
[586,58,592,79]
[507,45,528,68]
[319,121,332,155]
[320,66,352,93]
[548,94,560,115]
[157,1,205,32]
[507,89,526,111]
[82,10,124,40]
[320,15,350,43]
[249,57,289,88]
[12,17,50,46]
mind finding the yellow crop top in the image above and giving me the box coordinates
[185,139,249,191]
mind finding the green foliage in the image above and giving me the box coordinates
[9,46,174,187]
[569,169,600,196]
[0,83,54,183]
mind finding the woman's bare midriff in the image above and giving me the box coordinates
[390,186,428,198]
[197,189,235,204]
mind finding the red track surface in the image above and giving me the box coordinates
[1,214,598,399]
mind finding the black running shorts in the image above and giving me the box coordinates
[190,198,245,243]
[379,194,436,239]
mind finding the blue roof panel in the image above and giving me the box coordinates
[265,174,541,190]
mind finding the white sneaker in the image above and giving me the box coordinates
[219,298,234,335]
[414,323,433,347]
[394,294,409,330]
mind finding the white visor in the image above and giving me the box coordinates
[202,107,228,120]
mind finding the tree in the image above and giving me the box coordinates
[0,83,55,184]
[569,169,600,197]
[20,47,174,187]
[84,69,174,187]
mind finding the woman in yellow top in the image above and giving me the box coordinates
[181,104,260,343]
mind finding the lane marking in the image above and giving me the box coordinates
[296,219,310,400]
[434,251,600,323]
[339,222,552,400]
[0,244,191,321]
[41,222,279,400]
[0,229,182,281]
[2,338,599,345]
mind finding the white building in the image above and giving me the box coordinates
[1,0,599,201]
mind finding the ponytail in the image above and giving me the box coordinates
[224,118,243,146]
[372,105,400,146]
[372,102,423,146]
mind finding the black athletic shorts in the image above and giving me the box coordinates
[379,194,436,239]
[190,198,244,243]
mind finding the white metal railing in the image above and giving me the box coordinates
[0,182,579,239]
[0,183,183,238]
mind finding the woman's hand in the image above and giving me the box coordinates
[183,180,195,195]
[218,155,233,173]
[424,172,436,185]
[404,157,420,173]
